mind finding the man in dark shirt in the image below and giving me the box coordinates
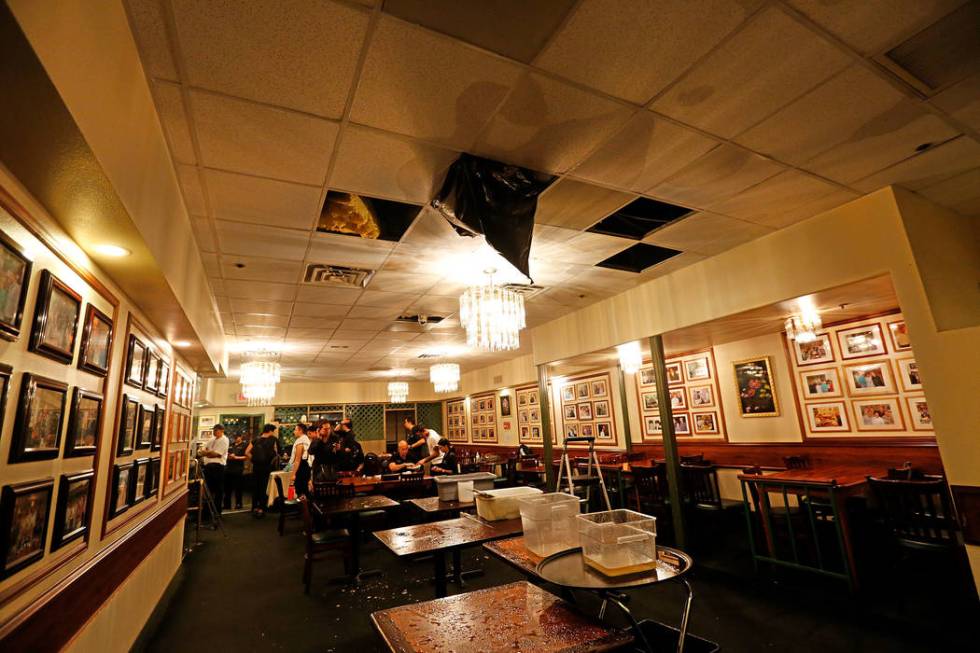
[406,424,428,462]
[387,440,420,473]
[334,418,364,473]
[223,432,248,510]
[430,438,458,476]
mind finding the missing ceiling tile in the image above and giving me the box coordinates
[318,191,421,242]
[596,243,681,273]
[586,197,693,240]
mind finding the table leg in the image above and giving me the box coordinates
[350,511,362,576]
[434,550,448,598]
[832,492,860,592]
[452,549,462,587]
[676,578,693,653]
[603,592,653,653]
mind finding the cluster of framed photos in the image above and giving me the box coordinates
[116,395,164,456]
[517,385,552,443]
[169,411,192,445]
[636,351,726,440]
[558,373,616,445]
[125,334,170,398]
[446,399,467,442]
[172,367,195,409]
[788,314,930,437]
[165,449,188,487]
[470,393,497,442]
[109,458,161,519]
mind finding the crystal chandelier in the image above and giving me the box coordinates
[459,269,526,352]
[387,381,408,403]
[430,363,461,393]
[784,311,823,343]
[616,341,643,375]
[239,349,281,406]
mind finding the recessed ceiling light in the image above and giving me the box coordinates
[172,340,193,348]
[93,243,131,257]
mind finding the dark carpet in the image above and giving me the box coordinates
[138,510,978,653]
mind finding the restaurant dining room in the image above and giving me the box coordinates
[0,1,978,652]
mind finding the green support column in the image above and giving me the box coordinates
[648,334,687,548]
[537,363,556,491]
[616,366,633,454]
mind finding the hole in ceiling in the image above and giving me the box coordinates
[915,142,933,152]
[596,243,682,273]
[318,191,421,242]
[883,2,980,91]
[586,197,693,240]
[234,262,246,268]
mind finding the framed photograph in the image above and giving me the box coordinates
[519,409,529,424]
[0,230,33,341]
[665,363,683,385]
[78,305,113,376]
[531,426,541,440]
[906,396,933,431]
[11,373,67,462]
[595,422,612,440]
[125,335,147,388]
[487,427,496,441]
[117,394,138,456]
[673,414,691,436]
[837,324,887,360]
[29,270,82,364]
[136,404,155,449]
[0,479,54,578]
[52,471,93,550]
[853,398,905,431]
[500,395,511,417]
[668,388,687,410]
[529,391,538,405]
[64,388,102,457]
[157,360,170,398]
[486,397,495,413]
[799,368,842,399]
[688,385,715,408]
[145,352,161,394]
[561,385,575,403]
[478,413,486,425]
[639,368,656,386]
[565,424,579,438]
[591,379,608,398]
[520,426,529,440]
[644,416,662,437]
[152,405,165,451]
[887,320,911,351]
[733,357,779,417]
[577,402,593,420]
[150,458,161,495]
[133,458,150,503]
[844,360,895,396]
[641,392,659,412]
[693,411,720,435]
[576,382,589,400]
[580,423,594,437]
[805,401,850,433]
[896,358,922,392]
[793,333,835,366]
[518,393,527,406]
[110,463,133,518]
[684,356,710,381]
[563,405,578,420]
[529,408,539,422]
[0,364,10,436]
[594,400,610,418]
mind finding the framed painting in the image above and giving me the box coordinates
[837,324,887,360]
[29,270,82,364]
[0,364,10,436]
[10,373,67,462]
[896,358,922,392]
[518,392,527,406]
[157,360,170,398]
[0,479,54,578]
[887,320,911,351]
[644,416,661,438]
[792,333,835,366]
[852,398,905,432]
[641,392,659,412]
[692,411,720,435]
[77,305,113,377]
[133,458,150,504]
[843,360,895,396]
[563,405,577,420]
[590,379,608,398]
[528,407,539,422]
[499,394,511,417]
[906,396,932,431]
[64,388,102,457]
[519,409,529,424]
[117,394,139,456]
[805,401,850,433]
[688,385,715,408]
[0,230,33,341]
[136,404,155,449]
[125,334,147,389]
[528,390,538,405]
[152,404,165,451]
[145,351,160,394]
[580,423,594,437]
[51,471,93,550]
[110,463,133,518]
[732,357,779,417]
[665,363,683,385]
[593,400,610,419]
[799,368,842,400]
[684,356,710,382]
[149,458,161,495]
[575,382,590,400]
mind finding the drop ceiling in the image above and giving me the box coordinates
[124,0,980,381]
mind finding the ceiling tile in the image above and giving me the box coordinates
[190,90,338,185]
[152,81,195,164]
[213,220,310,259]
[474,72,636,174]
[294,285,363,306]
[339,318,387,332]
[770,188,865,226]
[287,327,338,340]
[852,136,980,192]
[125,0,179,80]
[207,277,225,296]
[329,125,458,204]
[395,208,484,255]
[289,316,342,330]
[534,178,634,230]
[222,279,297,302]
[407,294,460,315]
[204,169,321,230]
[346,305,406,320]
[177,165,207,214]
[236,325,287,338]
[329,330,376,341]
[931,72,980,133]
[916,167,980,215]
[786,0,967,55]
[366,270,440,294]
[649,143,784,207]
[351,16,522,150]
[191,217,216,252]
[570,111,719,193]
[636,251,708,280]
[651,6,851,139]
[215,297,231,313]
[233,313,290,328]
[356,290,420,310]
[220,256,303,284]
[643,212,775,255]
[736,65,908,165]
[369,330,421,342]
[199,252,220,276]
[535,0,759,104]
[228,298,293,315]
[560,232,635,266]
[706,170,847,227]
[291,303,353,318]
[171,0,369,117]
[306,232,396,268]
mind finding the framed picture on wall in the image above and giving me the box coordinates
[518,393,527,406]
[594,400,610,418]
[157,360,170,398]
[595,422,612,440]
[0,230,33,341]
[684,356,710,381]
[117,394,138,456]
[799,368,842,399]
[110,463,133,518]
[133,458,150,503]
[639,368,656,386]
[577,402,593,420]
[152,405,165,451]
[145,352,160,393]
[64,388,102,458]
[51,471,93,550]
[580,423,594,437]
[793,333,835,366]
[591,379,608,398]
[837,324,887,360]
[693,411,720,435]
[852,398,905,431]
[688,385,715,408]
[500,395,511,417]
[843,360,895,396]
[519,409,529,424]
[531,426,541,440]
[576,383,589,400]
[565,424,579,438]
[644,416,662,437]
[887,320,911,351]
[906,396,932,431]
[11,373,67,462]
[0,364,11,435]
[125,335,147,388]
[668,388,686,410]
[529,408,539,422]
[29,270,82,364]
[805,401,850,432]
[78,305,113,377]
[529,391,538,405]
[641,392,659,411]
[149,458,161,495]
[0,479,54,578]
[665,363,683,385]
[673,414,691,436]
[732,357,779,417]
[561,385,575,402]
[563,405,577,420]
[136,403,155,449]
[896,358,922,392]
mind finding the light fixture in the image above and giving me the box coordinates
[459,268,526,352]
[430,363,461,393]
[93,243,131,257]
[784,310,823,343]
[239,349,281,406]
[172,340,193,348]
[616,341,643,374]
[387,381,409,403]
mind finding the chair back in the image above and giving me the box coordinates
[362,453,383,476]
[885,462,927,480]
[388,469,427,500]
[298,496,314,539]
[680,453,705,465]
[313,481,354,501]
[782,455,810,469]
[868,476,960,547]
[681,464,722,508]
[633,464,668,508]
[459,462,480,474]
[274,475,287,505]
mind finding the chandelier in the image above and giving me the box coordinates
[616,341,643,375]
[459,269,526,352]
[387,381,408,403]
[240,349,281,406]
[784,311,823,343]
[430,363,461,393]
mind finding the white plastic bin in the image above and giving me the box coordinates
[474,487,543,521]
[577,509,657,577]
[434,472,496,501]
[519,492,580,556]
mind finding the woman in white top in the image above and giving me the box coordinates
[290,423,312,498]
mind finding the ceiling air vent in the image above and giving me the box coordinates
[303,264,374,288]
[396,314,445,325]
[416,353,440,359]
[502,283,545,298]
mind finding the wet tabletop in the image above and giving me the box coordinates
[738,465,884,488]
[536,547,692,591]
[407,497,474,513]
[374,515,523,556]
[316,495,400,515]
[484,536,545,577]
[371,580,632,653]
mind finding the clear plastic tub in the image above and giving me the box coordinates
[577,509,657,577]
[519,492,580,557]
[434,472,496,501]
[474,487,543,521]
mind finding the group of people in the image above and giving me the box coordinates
[388,418,458,475]
[199,422,284,518]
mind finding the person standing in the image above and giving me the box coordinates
[308,420,335,482]
[405,418,426,462]
[423,425,444,466]
[224,432,248,510]
[334,419,364,474]
[290,423,312,498]
[246,423,280,517]
[200,424,229,518]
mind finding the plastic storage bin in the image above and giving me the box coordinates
[475,487,542,521]
[519,492,580,557]
[434,472,496,501]
[577,509,657,577]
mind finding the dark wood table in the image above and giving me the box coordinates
[406,496,474,517]
[483,535,545,577]
[314,495,400,584]
[371,580,632,653]
[374,513,523,598]
[337,475,434,494]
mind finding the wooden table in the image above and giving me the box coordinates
[314,495,400,584]
[483,535,544,578]
[406,496,474,517]
[374,513,523,598]
[337,474,434,494]
[371,580,632,653]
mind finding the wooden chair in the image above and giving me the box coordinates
[362,453,384,476]
[680,453,706,465]
[298,496,351,594]
[885,462,928,480]
[782,455,810,469]
[275,475,301,536]
[867,476,960,550]
[313,481,355,501]
[633,463,669,516]
[680,464,725,510]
